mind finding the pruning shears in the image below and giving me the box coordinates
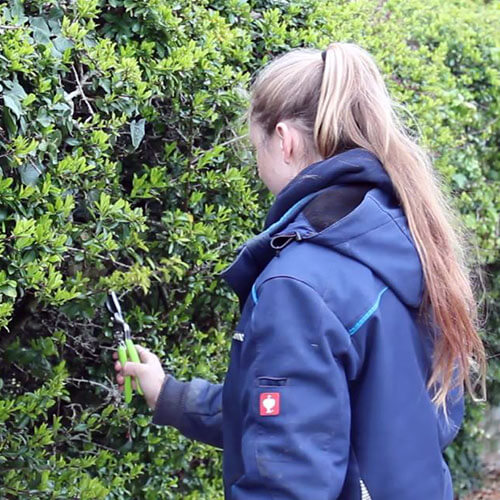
[106,291,144,403]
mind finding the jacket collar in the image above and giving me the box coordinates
[264,148,393,229]
[219,148,422,310]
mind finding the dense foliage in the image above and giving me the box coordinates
[0,0,498,498]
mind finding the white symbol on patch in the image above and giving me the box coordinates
[263,394,276,414]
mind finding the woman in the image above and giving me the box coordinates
[114,42,487,499]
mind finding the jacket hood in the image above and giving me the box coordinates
[219,148,423,310]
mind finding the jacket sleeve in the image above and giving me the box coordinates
[232,276,351,500]
[152,375,223,449]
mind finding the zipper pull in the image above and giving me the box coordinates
[270,233,295,249]
[270,231,304,256]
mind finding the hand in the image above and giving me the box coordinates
[113,344,166,410]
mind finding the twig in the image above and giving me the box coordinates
[27,157,42,175]
[1,487,45,498]
[80,438,119,454]
[189,134,247,166]
[67,377,115,394]
[65,246,132,269]
[0,25,23,31]
[71,64,95,116]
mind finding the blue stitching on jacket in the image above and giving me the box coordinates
[348,287,388,335]
[251,282,258,305]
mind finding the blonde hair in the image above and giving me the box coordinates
[248,42,487,414]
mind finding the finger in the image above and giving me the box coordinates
[117,374,124,385]
[114,361,122,372]
[112,352,118,360]
[122,361,144,377]
[134,344,154,363]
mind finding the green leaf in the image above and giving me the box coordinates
[3,95,22,119]
[130,118,146,150]
[53,35,74,52]
[19,162,44,186]
[31,17,51,44]
[2,108,17,137]
[0,285,17,298]
[453,173,467,189]
[10,80,27,100]
[8,0,26,23]
[36,108,53,127]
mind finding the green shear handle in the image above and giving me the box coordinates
[117,339,144,403]
[106,291,144,404]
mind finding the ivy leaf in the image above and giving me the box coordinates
[10,80,27,100]
[53,35,74,52]
[36,107,53,127]
[130,118,146,150]
[47,9,63,34]
[7,0,27,23]
[453,173,467,189]
[0,285,17,298]
[30,16,51,44]
[3,94,22,118]
[3,107,18,138]
[19,161,44,186]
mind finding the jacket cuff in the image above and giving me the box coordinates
[152,374,189,428]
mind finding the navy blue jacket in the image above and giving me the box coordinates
[153,148,464,499]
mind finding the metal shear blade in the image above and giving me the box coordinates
[106,291,130,336]
[106,291,122,317]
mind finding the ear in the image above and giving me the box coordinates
[275,122,295,165]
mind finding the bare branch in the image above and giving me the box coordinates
[71,64,95,116]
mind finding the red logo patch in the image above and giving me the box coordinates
[260,392,280,416]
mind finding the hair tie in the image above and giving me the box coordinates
[321,50,327,62]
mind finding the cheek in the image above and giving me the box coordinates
[255,150,264,171]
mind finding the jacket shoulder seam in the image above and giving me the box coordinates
[256,275,319,299]
[253,275,351,337]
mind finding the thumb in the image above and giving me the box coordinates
[122,361,144,377]
[134,344,156,364]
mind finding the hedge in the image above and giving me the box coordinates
[0,0,498,498]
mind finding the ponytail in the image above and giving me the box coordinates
[249,42,487,414]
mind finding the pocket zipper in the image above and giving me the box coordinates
[232,332,245,342]
[360,479,372,500]
[257,376,288,387]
